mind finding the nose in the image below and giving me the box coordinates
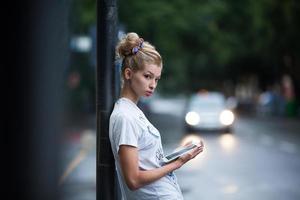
[149,79,156,90]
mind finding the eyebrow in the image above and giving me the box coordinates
[146,71,161,79]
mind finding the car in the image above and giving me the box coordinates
[184,91,235,133]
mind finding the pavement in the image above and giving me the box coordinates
[59,114,96,200]
[58,101,300,200]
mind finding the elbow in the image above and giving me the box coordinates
[126,179,141,191]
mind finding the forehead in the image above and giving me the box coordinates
[141,64,162,76]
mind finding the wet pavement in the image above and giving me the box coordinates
[150,97,300,200]
[59,97,300,200]
[59,119,96,200]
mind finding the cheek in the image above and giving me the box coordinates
[134,76,147,85]
[132,76,147,90]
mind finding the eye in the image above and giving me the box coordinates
[144,74,151,79]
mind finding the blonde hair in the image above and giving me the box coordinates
[116,32,162,79]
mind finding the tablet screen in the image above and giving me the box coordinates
[165,144,196,160]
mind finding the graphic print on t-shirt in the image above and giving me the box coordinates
[156,146,164,165]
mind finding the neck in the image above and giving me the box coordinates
[120,85,139,104]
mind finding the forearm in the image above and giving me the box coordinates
[131,160,182,190]
[119,144,204,191]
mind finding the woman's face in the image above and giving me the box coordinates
[127,63,162,98]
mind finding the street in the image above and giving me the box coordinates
[150,97,300,200]
[60,96,300,200]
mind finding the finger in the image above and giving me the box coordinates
[192,146,200,153]
[198,146,204,151]
[196,144,203,150]
[183,140,193,147]
[179,153,192,162]
[193,147,204,155]
[200,140,204,147]
[191,147,202,156]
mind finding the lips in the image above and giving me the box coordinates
[146,91,153,96]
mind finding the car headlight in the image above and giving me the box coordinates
[219,110,234,125]
[185,111,200,126]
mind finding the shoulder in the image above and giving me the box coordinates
[111,99,133,114]
[111,112,133,122]
[110,112,137,130]
[110,101,138,121]
[110,102,135,120]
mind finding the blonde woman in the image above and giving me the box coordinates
[109,32,204,200]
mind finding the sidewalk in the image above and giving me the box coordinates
[59,114,96,200]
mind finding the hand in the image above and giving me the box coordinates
[176,141,204,167]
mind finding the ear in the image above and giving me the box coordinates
[124,68,133,80]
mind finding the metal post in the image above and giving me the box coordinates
[96,0,118,199]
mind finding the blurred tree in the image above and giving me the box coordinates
[68,0,299,114]
[64,0,96,115]
[70,0,96,33]
[119,0,300,100]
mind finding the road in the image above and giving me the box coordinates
[148,97,300,200]
[60,96,300,200]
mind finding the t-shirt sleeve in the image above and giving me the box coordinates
[112,114,139,153]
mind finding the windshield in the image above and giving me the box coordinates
[190,94,225,109]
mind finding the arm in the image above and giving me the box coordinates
[118,143,203,190]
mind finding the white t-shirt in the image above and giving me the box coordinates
[109,97,184,200]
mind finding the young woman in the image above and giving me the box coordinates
[109,32,204,200]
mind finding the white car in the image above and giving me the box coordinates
[184,92,235,133]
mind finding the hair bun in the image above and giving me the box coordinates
[116,32,142,58]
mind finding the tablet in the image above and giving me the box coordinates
[162,141,200,163]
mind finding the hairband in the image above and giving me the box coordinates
[131,38,144,55]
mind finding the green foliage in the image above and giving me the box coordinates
[70,0,300,97]
[70,0,96,33]
[119,0,300,94]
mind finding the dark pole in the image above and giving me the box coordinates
[9,1,70,200]
[96,0,118,200]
